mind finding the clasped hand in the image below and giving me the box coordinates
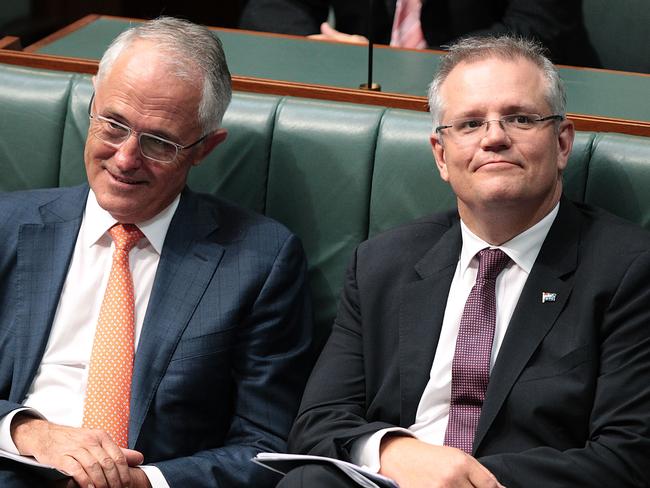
[379,436,505,488]
[11,415,149,488]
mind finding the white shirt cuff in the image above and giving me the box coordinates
[140,465,171,488]
[0,408,45,453]
[350,427,414,472]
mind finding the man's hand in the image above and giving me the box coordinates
[379,436,505,488]
[308,22,368,44]
[55,467,152,488]
[11,414,145,488]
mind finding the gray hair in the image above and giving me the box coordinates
[427,36,566,129]
[96,16,232,133]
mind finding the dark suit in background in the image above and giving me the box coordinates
[240,0,600,67]
[288,200,650,486]
[0,185,312,486]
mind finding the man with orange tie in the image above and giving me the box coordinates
[0,16,312,488]
[240,0,600,67]
[279,36,650,487]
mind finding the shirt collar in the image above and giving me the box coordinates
[459,202,559,275]
[82,190,181,254]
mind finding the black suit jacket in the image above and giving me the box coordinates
[240,0,600,67]
[0,185,313,487]
[288,199,650,487]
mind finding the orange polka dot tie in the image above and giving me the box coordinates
[82,223,143,448]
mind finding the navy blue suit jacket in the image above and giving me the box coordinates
[0,184,312,486]
[289,199,650,487]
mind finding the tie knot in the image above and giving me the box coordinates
[476,248,510,281]
[109,224,143,252]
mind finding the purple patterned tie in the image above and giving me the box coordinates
[444,248,510,453]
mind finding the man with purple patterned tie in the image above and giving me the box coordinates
[279,36,650,487]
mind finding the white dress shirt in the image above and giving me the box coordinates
[0,190,179,488]
[351,204,559,471]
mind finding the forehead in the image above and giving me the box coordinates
[94,40,202,131]
[440,56,550,116]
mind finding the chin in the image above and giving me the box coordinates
[474,190,528,209]
[97,194,139,221]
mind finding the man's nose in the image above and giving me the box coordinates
[113,133,143,171]
[480,119,511,148]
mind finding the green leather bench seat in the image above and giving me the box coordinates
[2,63,650,349]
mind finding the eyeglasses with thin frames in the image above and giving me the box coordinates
[87,93,207,163]
[435,113,564,144]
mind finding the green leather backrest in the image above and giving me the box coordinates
[2,63,650,347]
[59,75,92,187]
[265,98,384,347]
[585,132,650,229]
[0,65,73,190]
[189,92,281,214]
[370,109,455,237]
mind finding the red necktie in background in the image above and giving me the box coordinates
[390,0,426,49]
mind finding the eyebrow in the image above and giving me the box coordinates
[500,104,542,114]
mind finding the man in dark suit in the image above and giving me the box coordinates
[0,16,312,488]
[240,0,600,67]
[281,36,650,487]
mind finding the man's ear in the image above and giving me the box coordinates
[192,129,228,166]
[556,119,575,172]
[430,133,450,182]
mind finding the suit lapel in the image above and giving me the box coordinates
[399,220,461,425]
[13,186,88,401]
[129,189,224,446]
[474,200,580,452]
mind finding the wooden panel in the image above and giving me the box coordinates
[0,50,98,73]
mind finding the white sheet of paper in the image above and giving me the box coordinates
[0,448,69,480]
[253,452,399,488]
